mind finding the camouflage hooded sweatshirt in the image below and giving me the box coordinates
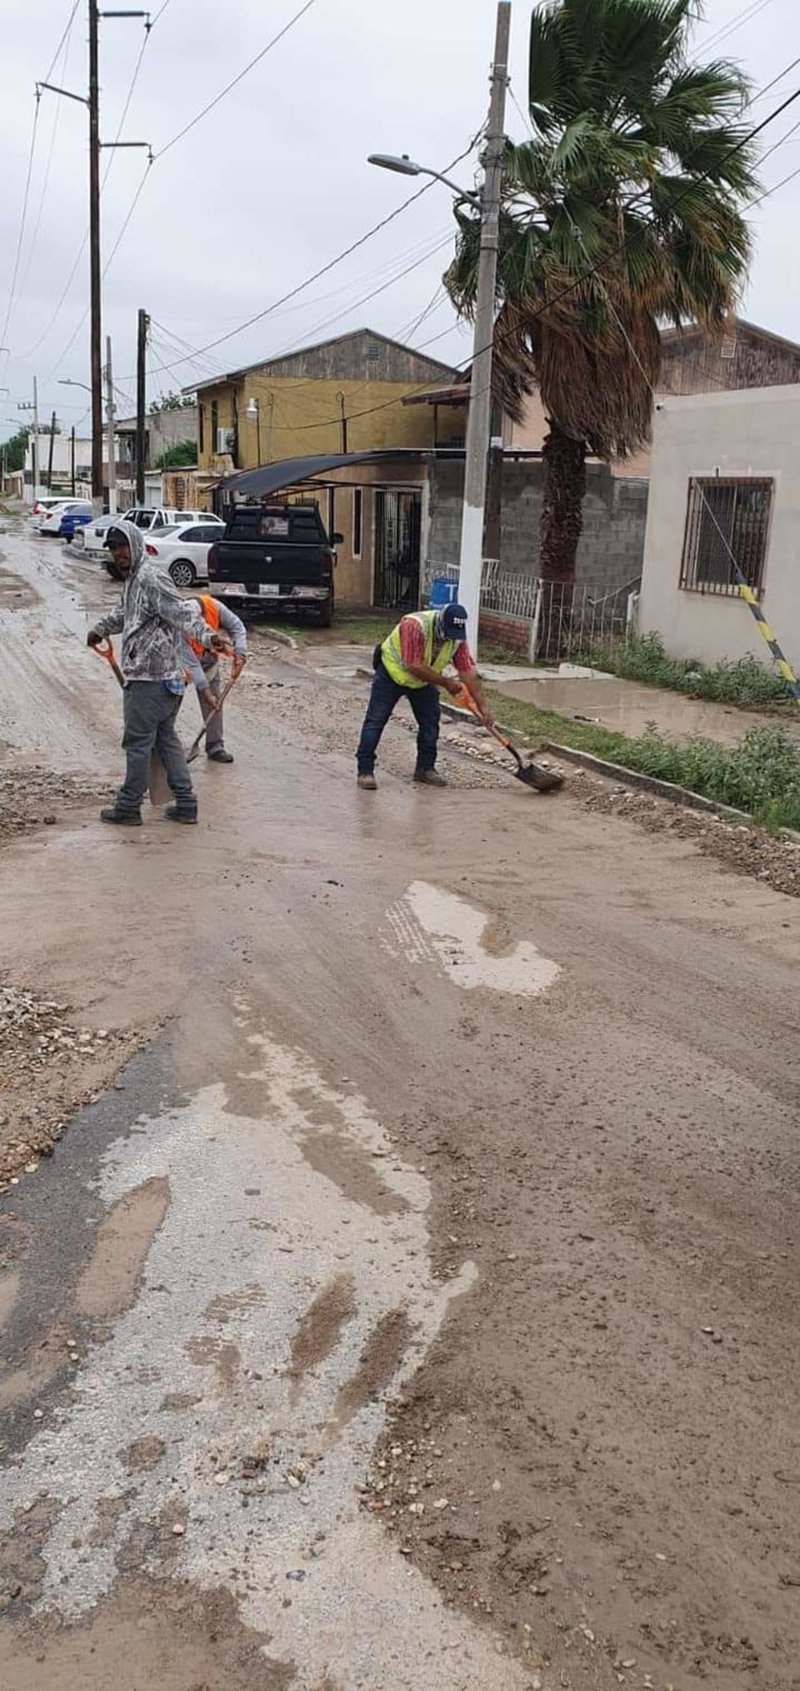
[89,519,214,684]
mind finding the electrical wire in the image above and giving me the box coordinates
[700,0,778,54]
[16,7,79,308]
[137,134,483,382]
[0,99,42,354]
[155,0,319,160]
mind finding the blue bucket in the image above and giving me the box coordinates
[428,576,458,609]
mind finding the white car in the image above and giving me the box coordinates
[29,496,65,521]
[143,521,226,588]
[85,507,221,558]
[36,499,93,534]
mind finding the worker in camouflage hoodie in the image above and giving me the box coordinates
[87,519,227,826]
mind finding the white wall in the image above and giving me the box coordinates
[639,386,800,669]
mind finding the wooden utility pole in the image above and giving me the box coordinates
[46,412,57,490]
[88,0,103,513]
[135,307,148,502]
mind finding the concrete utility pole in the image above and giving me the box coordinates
[71,425,76,495]
[46,411,57,491]
[18,378,42,501]
[106,335,117,514]
[135,307,149,503]
[456,1,511,652]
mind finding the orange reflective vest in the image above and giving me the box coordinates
[187,593,220,659]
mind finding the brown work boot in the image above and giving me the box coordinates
[413,768,447,787]
[357,773,377,791]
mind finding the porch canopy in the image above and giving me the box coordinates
[215,447,463,501]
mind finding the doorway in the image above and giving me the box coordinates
[373,489,421,608]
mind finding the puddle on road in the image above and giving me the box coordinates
[383,880,561,996]
[0,1027,526,1691]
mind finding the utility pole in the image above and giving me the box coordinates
[88,0,103,514]
[456,1,511,653]
[106,335,117,515]
[71,425,76,495]
[47,411,57,491]
[135,307,149,503]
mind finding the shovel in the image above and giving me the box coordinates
[454,686,564,793]
[92,638,172,806]
[186,656,244,764]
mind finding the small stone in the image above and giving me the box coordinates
[33,1409,44,1420]
[492,1479,501,1492]
[171,1523,185,1536]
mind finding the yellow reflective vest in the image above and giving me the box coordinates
[381,610,459,690]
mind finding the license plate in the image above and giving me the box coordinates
[261,583,280,596]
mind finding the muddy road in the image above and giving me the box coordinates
[1,515,799,1691]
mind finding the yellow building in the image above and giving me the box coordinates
[187,327,463,607]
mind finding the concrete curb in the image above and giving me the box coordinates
[539,741,753,824]
[262,625,298,651]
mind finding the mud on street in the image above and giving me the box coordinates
[1,510,799,1691]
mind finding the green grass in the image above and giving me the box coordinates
[576,632,791,710]
[279,615,394,647]
[487,688,800,832]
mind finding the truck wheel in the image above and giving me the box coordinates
[316,593,333,629]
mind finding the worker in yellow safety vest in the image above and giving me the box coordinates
[355,602,493,790]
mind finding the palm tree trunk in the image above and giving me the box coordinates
[538,423,586,658]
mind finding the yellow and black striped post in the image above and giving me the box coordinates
[735,575,800,703]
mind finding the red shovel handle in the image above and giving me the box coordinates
[92,636,125,688]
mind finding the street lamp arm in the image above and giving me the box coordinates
[367,154,479,206]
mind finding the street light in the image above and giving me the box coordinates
[367,5,510,654]
[368,154,480,206]
[246,397,261,465]
[59,378,92,393]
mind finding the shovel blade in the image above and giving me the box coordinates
[514,762,564,793]
[148,751,172,806]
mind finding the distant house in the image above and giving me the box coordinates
[406,316,800,478]
[187,328,463,604]
[639,383,800,671]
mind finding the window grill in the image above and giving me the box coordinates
[679,477,773,597]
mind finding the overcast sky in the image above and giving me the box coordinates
[1,0,799,443]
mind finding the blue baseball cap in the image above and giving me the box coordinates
[442,602,468,639]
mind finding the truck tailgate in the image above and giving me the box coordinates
[209,539,326,586]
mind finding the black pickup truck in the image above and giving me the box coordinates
[206,501,341,625]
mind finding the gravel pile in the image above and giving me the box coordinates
[0,983,133,1193]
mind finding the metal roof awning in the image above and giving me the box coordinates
[216,448,465,499]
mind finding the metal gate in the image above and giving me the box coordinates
[373,489,421,608]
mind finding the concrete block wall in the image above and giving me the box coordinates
[426,459,649,598]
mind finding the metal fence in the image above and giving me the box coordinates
[421,560,639,660]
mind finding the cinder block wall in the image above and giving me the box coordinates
[427,460,649,597]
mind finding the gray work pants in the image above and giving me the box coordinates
[116,681,194,814]
[198,673,224,754]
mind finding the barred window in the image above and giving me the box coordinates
[679,477,773,597]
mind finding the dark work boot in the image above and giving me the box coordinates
[100,805,142,826]
[413,767,447,787]
[165,800,198,825]
[208,748,234,763]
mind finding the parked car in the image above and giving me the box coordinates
[207,501,339,625]
[37,499,93,534]
[85,507,221,560]
[142,521,227,588]
[30,496,66,521]
[59,508,93,541]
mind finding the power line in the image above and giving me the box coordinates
[16,7,79,308]
[701,0,778,53]
[0,99,41,354]
[156,0,319,160]
[137,136,483,381]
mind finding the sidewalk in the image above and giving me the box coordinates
[483,662,797,747]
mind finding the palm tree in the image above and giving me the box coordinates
[445,0,759,588]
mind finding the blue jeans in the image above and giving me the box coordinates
[357,663,440,775]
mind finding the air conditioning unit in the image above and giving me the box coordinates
[216,428,235,453]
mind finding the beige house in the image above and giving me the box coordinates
[638,384,800,669]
